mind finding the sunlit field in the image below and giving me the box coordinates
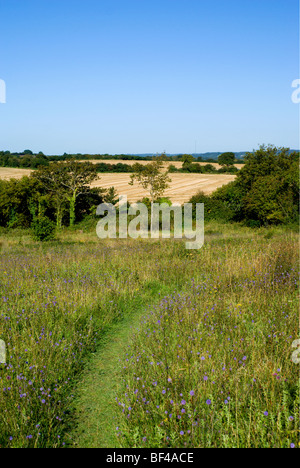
[0,222,298,448]
[0,167,236,203]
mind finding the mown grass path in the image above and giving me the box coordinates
[68,288,171,448]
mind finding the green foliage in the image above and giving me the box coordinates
[181,154,195,166]
[156,197,172,206]
[189,190,233,221]
[244,174,298,224]
[0,177,47,228]
[218,152,235,167]
[201,163,217,173]
[166,162,237,174]
[129,155,171,202]
[183,163,203,173]
[32,216,56,241]
[168,164,178,173]
[0,168,104,230]
[1,145,298,231]
[95,162,132,173]
[32,160,100,227]
[104,186,119,205]
[75,187,105,222]
[237,145,299,225]
[0,150,49,169]
[217,165,239,174]
[211,181,246,221]
[237,145,298,190]
[213,145,299,226]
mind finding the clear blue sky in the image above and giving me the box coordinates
[0,0,299,155]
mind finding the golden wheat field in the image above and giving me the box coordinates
[0,167,33,179]
[91,173,236,203]
[0,167,236,203]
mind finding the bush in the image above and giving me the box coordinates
[217,165,239,174]
[201,164,217,173]
[168,164,178,173]
[32,216,56,241]
[243,174,299,225]
[211,181,246,221]
[244,219,262,228]
[189,190,233,222]
[156,197,172,206]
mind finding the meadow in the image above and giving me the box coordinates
[0,221,298,448]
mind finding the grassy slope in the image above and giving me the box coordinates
[65,224,299,448]
[0,222,298,448]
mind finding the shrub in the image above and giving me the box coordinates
[217,165,239,174]
[212,146,299,226]
[32,216,56,241]
[201,164,217,173]
[168,164,178,173]
[218,151,235,167]
[211,181,246,221]
[156,197,172,206]
[189,190,233,222]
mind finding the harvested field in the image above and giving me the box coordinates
[0,167,32,180]
[91,173,236,203]
[0,167,236,203]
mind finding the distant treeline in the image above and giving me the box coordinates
[91,162,239,174]
[0,145,298,231]
[0,155,239,174]
[169,163,239,174]
[0,150,245,170]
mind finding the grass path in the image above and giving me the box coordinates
[68,288,171,448]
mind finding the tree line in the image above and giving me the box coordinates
[0,146,298,238]
[0,150,245,170]
[0,161,107,233]
[0,151,241,174]
[190,146,299,226]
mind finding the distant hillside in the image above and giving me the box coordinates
[132,150,299,161]
[131,152,247,160]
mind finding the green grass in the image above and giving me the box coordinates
[68,291,171,448]
[0,222,298,448]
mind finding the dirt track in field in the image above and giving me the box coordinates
[0,167,236,203]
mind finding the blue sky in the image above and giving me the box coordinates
[0,0,299,154]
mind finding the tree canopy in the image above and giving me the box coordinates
[218,152,235,167]
[129,155,171,202]
[31,160,99,227]
[213,145,299,225]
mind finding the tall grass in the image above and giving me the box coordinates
[115,232,299,448]
[0,237,184,447]
[0,224,298,448]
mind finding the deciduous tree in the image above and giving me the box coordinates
[32,160,99,227]
[218,152,235,167]
[129,155,171,203]
[129,155,171,230]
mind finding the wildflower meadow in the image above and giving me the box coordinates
[0,223,298,448]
